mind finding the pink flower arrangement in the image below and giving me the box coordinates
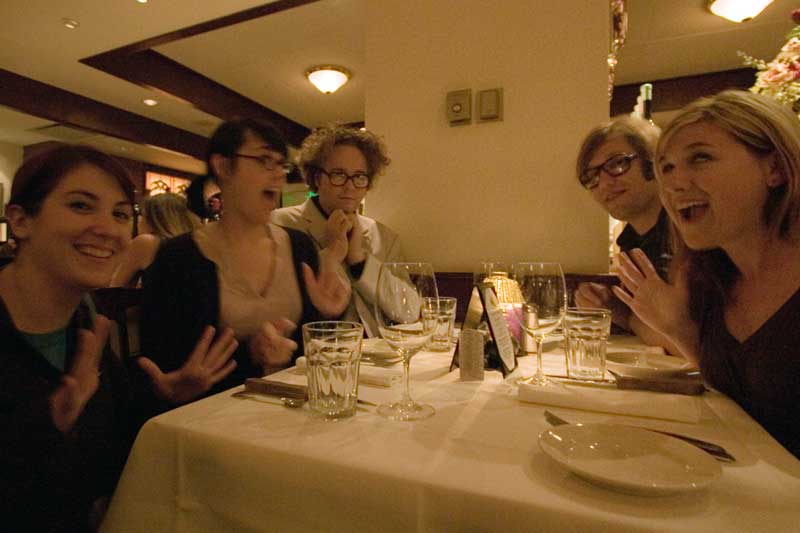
[739,10,800,113]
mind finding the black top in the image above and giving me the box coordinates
[700,288,800,459]
[0,294,151,533]
[616,208,672,279]
[140,227,325,396]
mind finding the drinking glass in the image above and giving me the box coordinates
[513,262,567,386]
[374,262,438,421]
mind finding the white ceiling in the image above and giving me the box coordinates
[0,0,795,173]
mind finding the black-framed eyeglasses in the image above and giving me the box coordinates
[317,168,371,188]
[234,153,294,174]
[580,153,639,190]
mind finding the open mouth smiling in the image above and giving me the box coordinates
[676,200,709,222]
[75,244,114,259]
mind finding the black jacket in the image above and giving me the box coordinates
[140,228,324,396]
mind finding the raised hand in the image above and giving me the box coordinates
[248,318,298,372]
[324,209,352,264]
[50,315,111,433]
[302,262,351,318]
[611,249,698,360]
[138,326,238,404]
[575,282,631,329]
[345,213,366,266]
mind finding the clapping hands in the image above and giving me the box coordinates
[302,261,351,318]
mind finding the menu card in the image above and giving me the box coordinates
[452,283,517,376]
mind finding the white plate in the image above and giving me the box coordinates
[361,338,401,362]
[539,423,722,495]
[607,352,696,380]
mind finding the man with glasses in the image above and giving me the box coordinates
[272,125,402,337]
[574,116,673,345]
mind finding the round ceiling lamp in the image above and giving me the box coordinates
[306,65,351,94]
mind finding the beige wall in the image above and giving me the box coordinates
[364,0,611,273]
[0,141,23,212]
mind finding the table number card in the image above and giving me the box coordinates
[451,283,517,376]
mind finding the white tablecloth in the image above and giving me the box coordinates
[101,345,800,533]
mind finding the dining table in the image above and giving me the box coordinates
[101,336,800,532]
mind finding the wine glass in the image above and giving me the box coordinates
[513,262,567,386]
[374,262,438,421]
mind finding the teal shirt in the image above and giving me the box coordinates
[20,328,68,372]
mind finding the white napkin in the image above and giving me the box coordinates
[294,357,401,388]
[517,381,701,423]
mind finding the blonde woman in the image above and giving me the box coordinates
[110,192,199,287]
[613,91,800,458]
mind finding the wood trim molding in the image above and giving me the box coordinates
[0,68,207,159]
[81,0,317,147]
[611,68,757,116]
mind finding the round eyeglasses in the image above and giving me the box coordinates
[318,168,371,188]
[580,153,639,190]
[234,153,294,174]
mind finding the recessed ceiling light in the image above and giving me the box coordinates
[136,0,148,3]
[62,18,79,29]
[143,99,158,106]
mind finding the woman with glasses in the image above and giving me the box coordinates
[272,125,402,337]
[572,116,676,352]
[613,91,800,458]
[141,119,350,395]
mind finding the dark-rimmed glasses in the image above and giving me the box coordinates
[580,153,639,190]
[317,168,371,188]
[234,153,294,174]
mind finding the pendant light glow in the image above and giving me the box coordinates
[306,66,351,94]
[707,0,774,23]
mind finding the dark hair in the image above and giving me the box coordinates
[185,176,210,218]
[10,144,134,215]
[205,119,288,179]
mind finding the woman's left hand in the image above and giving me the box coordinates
[302,262,351,318]
[138,326,239,404]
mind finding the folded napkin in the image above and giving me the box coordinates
[518,381,701,423]
[295,356,401,388]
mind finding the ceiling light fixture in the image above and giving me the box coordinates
[707,0,774,23]
[306,65,351,94]
[137,0,148,3]
[62,18,80,29]
[143,99,158,106]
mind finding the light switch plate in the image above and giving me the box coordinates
[477,88,503,123]
[446,89,472,126]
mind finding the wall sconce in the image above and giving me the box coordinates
[306,65,351,94]
[707,0,774,22]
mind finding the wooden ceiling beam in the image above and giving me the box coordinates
[0,68,207,159]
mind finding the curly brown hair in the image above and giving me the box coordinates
[297,125,391,192]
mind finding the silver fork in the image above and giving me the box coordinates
[543,410,736,463]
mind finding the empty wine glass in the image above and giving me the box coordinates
[374,262,438,421]
[513,262,567,386]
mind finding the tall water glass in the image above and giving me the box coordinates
[374,262,438,421]
[513,262,567,386]
[303,321,364,419]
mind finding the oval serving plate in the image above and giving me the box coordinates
[539,423,722,495]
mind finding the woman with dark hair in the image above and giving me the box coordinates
[110,192,199,287]
[613,91,800,458]
[141,119,350,394]
[0,144,238,531]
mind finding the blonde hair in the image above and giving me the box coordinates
[297,125,390,192]
[657,90,800,239]
[141,193,198,240]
